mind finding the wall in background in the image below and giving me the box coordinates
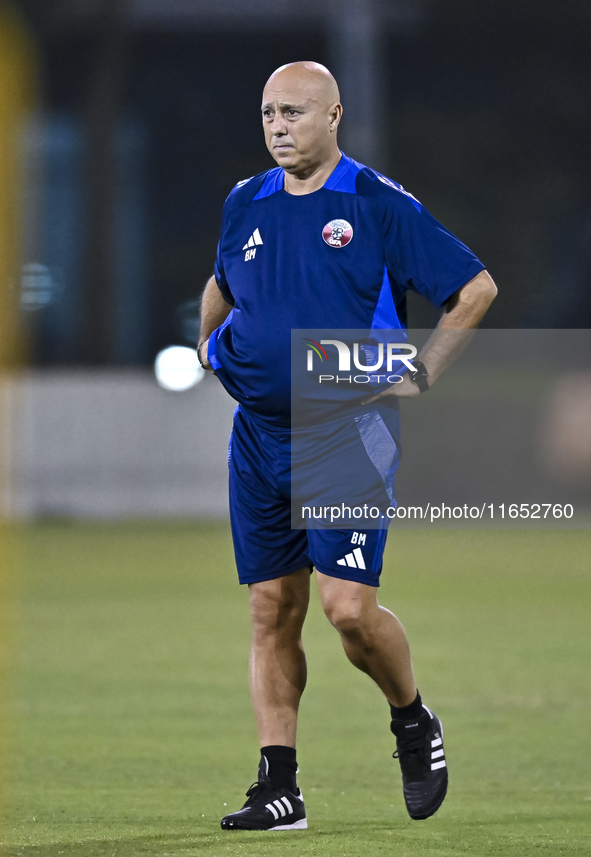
[2,371,235,518]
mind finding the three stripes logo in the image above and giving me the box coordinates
[431,734,446,771]
[265,796,294,821]
[243,227,263,261]
[423,705,447,771]
[336,547,366,570]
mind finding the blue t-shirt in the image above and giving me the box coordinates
[208,152,484,427]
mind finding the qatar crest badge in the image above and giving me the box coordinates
[322,219,353,248]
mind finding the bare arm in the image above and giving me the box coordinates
[197,275,233,370]
[367,268,498,400]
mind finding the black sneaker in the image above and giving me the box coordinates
[220,760,307,831]
[390,704,448,820]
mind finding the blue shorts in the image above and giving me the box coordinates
[228,406,400,587]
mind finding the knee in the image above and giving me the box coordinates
[322,595,367,638]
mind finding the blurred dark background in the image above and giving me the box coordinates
[10,0,591,367]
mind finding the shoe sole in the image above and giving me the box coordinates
[271,818,308,830]
[221,817,308,831]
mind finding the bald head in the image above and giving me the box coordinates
[261,61,343,183]
[264,61,340,110]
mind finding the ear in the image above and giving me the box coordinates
[328,102,343,132]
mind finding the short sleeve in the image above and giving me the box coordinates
[383,192,485,308]
[214,204,235,306]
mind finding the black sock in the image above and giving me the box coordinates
[390,691,424,722]
[260,745,298,792]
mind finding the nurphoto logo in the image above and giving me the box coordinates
[303,338,418,384]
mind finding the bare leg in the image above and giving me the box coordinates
[248,568,310,747]
[316,571,416,708]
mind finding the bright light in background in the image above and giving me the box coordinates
[154,345,204,391]
[21,263,60,310]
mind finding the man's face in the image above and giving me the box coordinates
[261,73,339,174]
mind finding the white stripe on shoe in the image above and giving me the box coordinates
[273,799,287,817]
[266,803,279,820]
[281,796,293,814]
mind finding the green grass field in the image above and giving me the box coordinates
[2,523,590,856]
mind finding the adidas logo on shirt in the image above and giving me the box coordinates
[336,547,366,570]
[243,228,263,261]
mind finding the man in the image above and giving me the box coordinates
[197,61,497,831]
